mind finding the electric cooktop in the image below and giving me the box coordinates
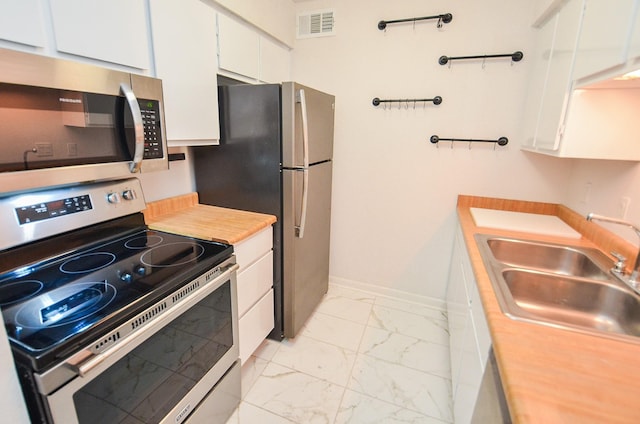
[0,229,232,363]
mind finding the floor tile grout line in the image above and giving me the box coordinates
[329,282,447,313]
[332,293,377,424]
[238,400,299,423]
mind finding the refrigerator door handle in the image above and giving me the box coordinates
[296,88,310,168]
[296,168,309,238]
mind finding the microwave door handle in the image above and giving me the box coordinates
[120,83,145,173]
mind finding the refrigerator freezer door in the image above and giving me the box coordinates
[282,82,335,167]
[194,84,282,216]
[193,83,284,338]
[282,161,332,337]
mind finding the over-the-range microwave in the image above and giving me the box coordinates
[0,48,168,195]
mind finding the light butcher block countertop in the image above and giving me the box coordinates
[458,195,640,424]
[143,193,276,244]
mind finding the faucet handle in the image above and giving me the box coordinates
[611,252,627,273]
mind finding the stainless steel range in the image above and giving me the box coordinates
[0,178,240,424]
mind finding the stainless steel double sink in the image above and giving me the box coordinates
[475,234,640,342]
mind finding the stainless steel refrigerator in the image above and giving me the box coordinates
[193,82,335,339]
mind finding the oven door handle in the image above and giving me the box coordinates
[120,83,145,173]
[65,349,105,377]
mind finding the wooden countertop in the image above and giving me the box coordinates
[143,193,276,245]
[457,195,640,424]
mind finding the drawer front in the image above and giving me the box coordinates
[234,227,273,272]
[239,289,274,364]
[237,250,273,317]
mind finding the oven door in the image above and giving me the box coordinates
[44,260,239,424]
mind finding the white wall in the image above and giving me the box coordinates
[291,0,573,303]
[137,147,196,202]
[564,160,640,245]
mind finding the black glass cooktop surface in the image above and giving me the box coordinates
[0,229,232,359]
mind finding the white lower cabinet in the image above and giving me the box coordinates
[446,223,491,424]
[234,227,274,364]
[239,289,274,363]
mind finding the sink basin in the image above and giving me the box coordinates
[485,237,611,280]
[502,269,640,337]
[474,234,640,342]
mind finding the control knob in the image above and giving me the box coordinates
[122,189,137,201]
[134,265,147,276]
[119,271,133,283]
[106,192,121,204]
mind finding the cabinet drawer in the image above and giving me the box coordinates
[234,228,272,271]
[239,289,274,364]
[237,250,273,317]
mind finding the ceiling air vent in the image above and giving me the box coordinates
[297,9,335,39]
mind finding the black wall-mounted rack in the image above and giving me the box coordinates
[430,135,509,147]
[378,13,452,30]
[372,96,442,108]
[439,51,523,66]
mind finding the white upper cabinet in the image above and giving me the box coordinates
[521,12,557,148]
[49,0,150,70]
[523,0,640,160]
[523,0,584,151]
[210,0,295,47]
[149,0,220,145]
[217,13,261,80]
[536,0,583,150]
[0,0,46,48]
[217,12,291,83]
[573,0,637,81]
[260,36,291,83]
[628,2,640,63]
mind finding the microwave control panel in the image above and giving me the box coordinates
[139,99,164,160]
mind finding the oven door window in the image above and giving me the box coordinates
[0,83,136,173]
[72,281,233,424]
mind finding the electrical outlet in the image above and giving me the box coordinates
[35,143,53,157]
[620,196,631,219]
[67,143,78,157]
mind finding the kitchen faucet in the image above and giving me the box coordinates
[586,213,640,294]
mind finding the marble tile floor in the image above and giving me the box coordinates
[225,284,453,423]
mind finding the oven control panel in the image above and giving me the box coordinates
[1,178,146,251]
[15,195,93,225]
